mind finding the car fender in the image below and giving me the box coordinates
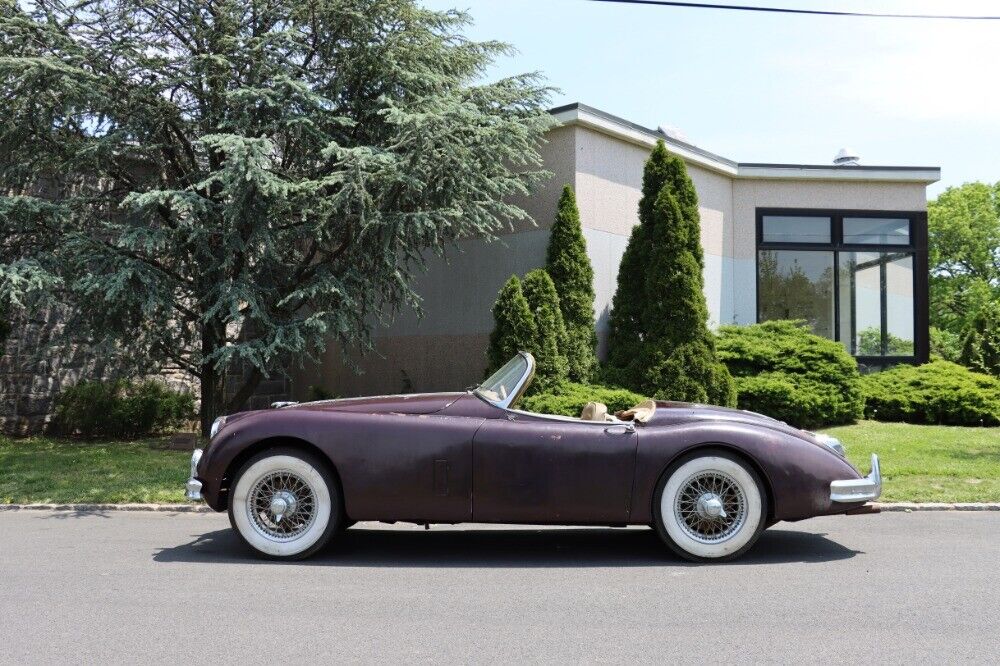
[630,421,864,523]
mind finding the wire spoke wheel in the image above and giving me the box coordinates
[673,469,748,545]
[247,470,319,542]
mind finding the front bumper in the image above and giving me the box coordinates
[185,448,204,501]
[830,453,882,503]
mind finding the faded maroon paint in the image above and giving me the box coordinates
[293,392,465,415]
[195,393,868,522]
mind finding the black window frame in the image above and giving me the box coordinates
[755,207,929,365]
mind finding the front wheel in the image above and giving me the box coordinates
[653,450,768,562]
[228,448,341,560]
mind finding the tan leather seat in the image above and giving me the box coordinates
[615,399,656,424]
[580,401,608,422]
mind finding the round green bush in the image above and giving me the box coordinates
[51,379,195,438]
[862,361,1000,426]
[716,320,864,429]
[519,382,648,418]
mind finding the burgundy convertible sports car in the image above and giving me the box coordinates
[185,352,881,561]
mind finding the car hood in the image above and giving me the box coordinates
[290,392,466,415]
[653,401,813,440]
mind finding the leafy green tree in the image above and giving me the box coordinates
[485,276,537,376]
[545,185,597,382]
[606,140,673,371]
[928,182,1000,356]
[930,326,962,362]
[521,269,569,392]
[959,301,1000,377]
[0,0,551,434]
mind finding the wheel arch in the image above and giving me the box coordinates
[221,436,347,519]
[649,442,777,525]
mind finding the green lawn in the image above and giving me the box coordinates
[1,422,998,504]
[822,420,1000,503]
[0,436,190,504]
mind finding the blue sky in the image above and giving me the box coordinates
[418,0,1000,197]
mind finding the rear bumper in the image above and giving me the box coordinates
[830,453,882,503]
[185,449,204,502]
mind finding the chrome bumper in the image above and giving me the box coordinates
[830,453,881,503]
[185,448,204,501]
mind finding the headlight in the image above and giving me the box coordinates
[814,433,846,457]
[210,415,228,439]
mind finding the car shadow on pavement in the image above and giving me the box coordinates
[153,525,860,567]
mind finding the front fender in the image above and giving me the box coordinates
[196,409,330,511]
[630,422,864,524]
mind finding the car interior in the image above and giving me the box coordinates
[478,353,657,425]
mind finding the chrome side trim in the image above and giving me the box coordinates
[185,449,204,502]
[830,453,882,503]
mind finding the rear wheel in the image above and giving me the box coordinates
[228,448,340,560]
[653,450,768,562]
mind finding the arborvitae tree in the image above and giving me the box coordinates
[545,185,597,383]
[606,140,673,372]
[485,276,537,376]
[606,140,734,406]
[521,269,569,392]
[630,188,735,405]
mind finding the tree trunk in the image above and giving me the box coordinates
[199,320,222,437]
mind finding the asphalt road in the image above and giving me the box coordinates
[1,510,998,664]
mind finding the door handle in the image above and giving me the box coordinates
[605,424,635,435]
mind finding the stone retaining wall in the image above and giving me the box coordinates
[0,306,290,435]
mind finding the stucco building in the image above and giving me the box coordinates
[288,103,940,399]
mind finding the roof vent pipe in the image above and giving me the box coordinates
[658,125,690,143]
[833,147,860,166]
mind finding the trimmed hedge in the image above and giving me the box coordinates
[717,320,864,429]
[862,361,1000,426]
[519,382,647,418]
[50,379,195,439]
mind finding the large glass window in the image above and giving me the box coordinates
[757,209,924,361]
[843,217,910,245]
[758,250,835,339]
[838,252,914,356]
[761,215,831,243]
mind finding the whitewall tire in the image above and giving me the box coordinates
[653,450,768,562]
[228,448,340,560]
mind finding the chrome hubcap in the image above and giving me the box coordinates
[674,470,747,544]
[248,471,317,542]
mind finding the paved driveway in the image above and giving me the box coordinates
[1,510,998,663]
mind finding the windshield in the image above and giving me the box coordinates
[475,354,532,408]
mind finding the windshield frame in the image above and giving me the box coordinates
[473,352,535,409]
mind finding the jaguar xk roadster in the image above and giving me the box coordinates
[185,352,881,562]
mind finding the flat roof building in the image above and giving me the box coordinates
[289,103,941,398]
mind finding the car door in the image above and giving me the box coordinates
[472,412,638,524]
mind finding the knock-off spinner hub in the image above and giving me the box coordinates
[695,493,726,520]
[269,490,298,522]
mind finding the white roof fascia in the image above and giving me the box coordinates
[550,104,941,185]
[550,106,738,177]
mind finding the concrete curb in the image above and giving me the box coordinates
[0,503,214,513]
[874,502,1000,512]
[1,502,999,513]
